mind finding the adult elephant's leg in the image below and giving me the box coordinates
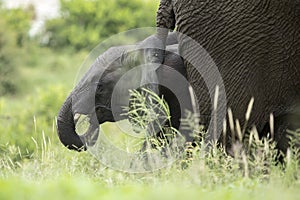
[156,0,175,44]
[260,108,300,162]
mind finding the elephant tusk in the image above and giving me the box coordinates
[74,113,91,136]
[74,113,81,124]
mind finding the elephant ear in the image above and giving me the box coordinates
[166,32,178,45]
[127,45,186,135]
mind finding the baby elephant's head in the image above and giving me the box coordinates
[138,35,166,64]
[56,36,186,152]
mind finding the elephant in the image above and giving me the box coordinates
[153,0,300,153]
[56,33,194,151]
[57,32,299,158]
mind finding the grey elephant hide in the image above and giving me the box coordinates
[155,0,300,153]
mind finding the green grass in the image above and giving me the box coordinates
[0,133,299,200]
[1,95,300,200]
[0,178,299,200]
[0,46,88,153]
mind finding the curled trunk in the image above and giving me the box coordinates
[57,94,85,151]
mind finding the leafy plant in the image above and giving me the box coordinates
[44,0,158,50]
[0,6,35,95]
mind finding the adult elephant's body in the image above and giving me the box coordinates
[156,0,300,149]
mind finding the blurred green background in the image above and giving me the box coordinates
[0,0,158,153]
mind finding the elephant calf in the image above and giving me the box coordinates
[56,33,193,151]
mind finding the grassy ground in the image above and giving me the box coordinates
[0,134,299,200]
[0,178,299,200]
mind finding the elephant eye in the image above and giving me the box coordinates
[96,81,104,87]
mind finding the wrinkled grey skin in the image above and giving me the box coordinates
[57,33,193,151]
[155,0,300,153]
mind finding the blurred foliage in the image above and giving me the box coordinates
[0,45,86,156]
[0,85,69,156]
[0,19,17,95]
[44,0,158,50]
[0,5,35,95]
[0,5,34,46]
